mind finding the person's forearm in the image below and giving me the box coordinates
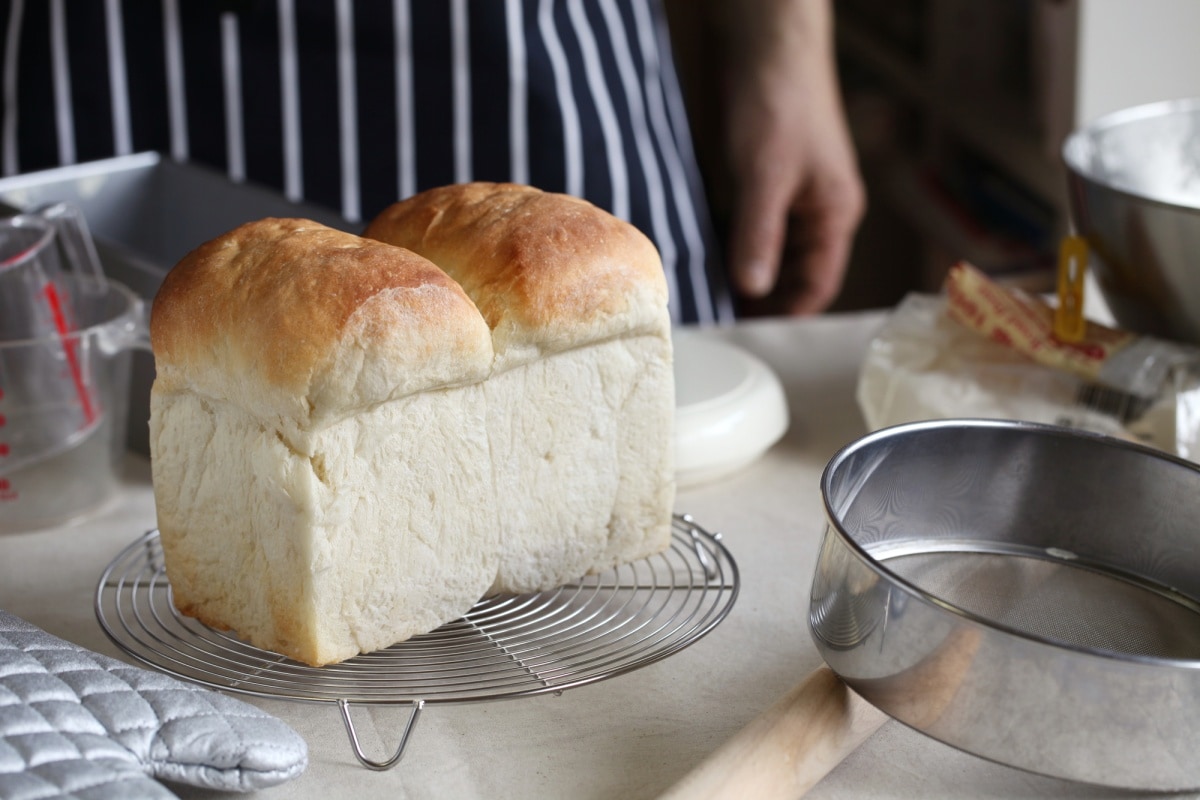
[706,0,836,76]
[707,0,866,313]
[708,0,846,164]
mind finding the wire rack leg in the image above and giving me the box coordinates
[337,699,425,771]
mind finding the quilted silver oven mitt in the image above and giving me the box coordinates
[0,610,307,799]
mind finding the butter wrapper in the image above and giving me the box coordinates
[945,262,1193,398]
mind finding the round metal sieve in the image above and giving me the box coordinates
[810,419,1200,791]
[886,549,1200,660]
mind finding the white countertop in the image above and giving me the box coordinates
[0,310,1184,799]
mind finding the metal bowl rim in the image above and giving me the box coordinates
[1061,97,1200,213]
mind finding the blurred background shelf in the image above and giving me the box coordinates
[836,6,1063,210]
[836,0,1200,308]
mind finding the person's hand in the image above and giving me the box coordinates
[718,0,866,315]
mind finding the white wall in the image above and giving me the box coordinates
[1076,0,1200,124]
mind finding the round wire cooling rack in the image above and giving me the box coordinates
[95,513,738,770]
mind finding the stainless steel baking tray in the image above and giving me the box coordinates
[0,153,353,454]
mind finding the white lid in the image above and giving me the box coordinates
[673,331,790,487]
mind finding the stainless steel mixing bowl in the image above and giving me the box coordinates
[811,419,1200,790]
[1063,98,1200,343]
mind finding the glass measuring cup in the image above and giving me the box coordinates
[0,204,148,531]
[0,274,148,531]
[0,204,106,464]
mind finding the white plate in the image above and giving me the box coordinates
[673,331,789,487]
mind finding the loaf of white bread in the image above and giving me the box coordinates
[148,182,675,666]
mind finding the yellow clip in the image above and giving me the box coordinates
[1054,235,1088,342]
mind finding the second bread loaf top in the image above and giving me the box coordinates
[363,182,669,369]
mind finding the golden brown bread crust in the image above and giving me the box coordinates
[151,217,494,428]
[363,182,669,363]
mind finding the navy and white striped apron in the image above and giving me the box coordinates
[1,0,733,324]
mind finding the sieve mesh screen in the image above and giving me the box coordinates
[885,551,1200,660]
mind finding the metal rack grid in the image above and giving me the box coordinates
[95,514,738,769]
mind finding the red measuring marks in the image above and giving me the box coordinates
[41,281,98,425]
[0,387,11,498]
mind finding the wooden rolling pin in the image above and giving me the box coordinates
[661,628,981,799]
[658,666,887,800]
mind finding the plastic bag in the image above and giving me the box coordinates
[857,290,1200,460]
